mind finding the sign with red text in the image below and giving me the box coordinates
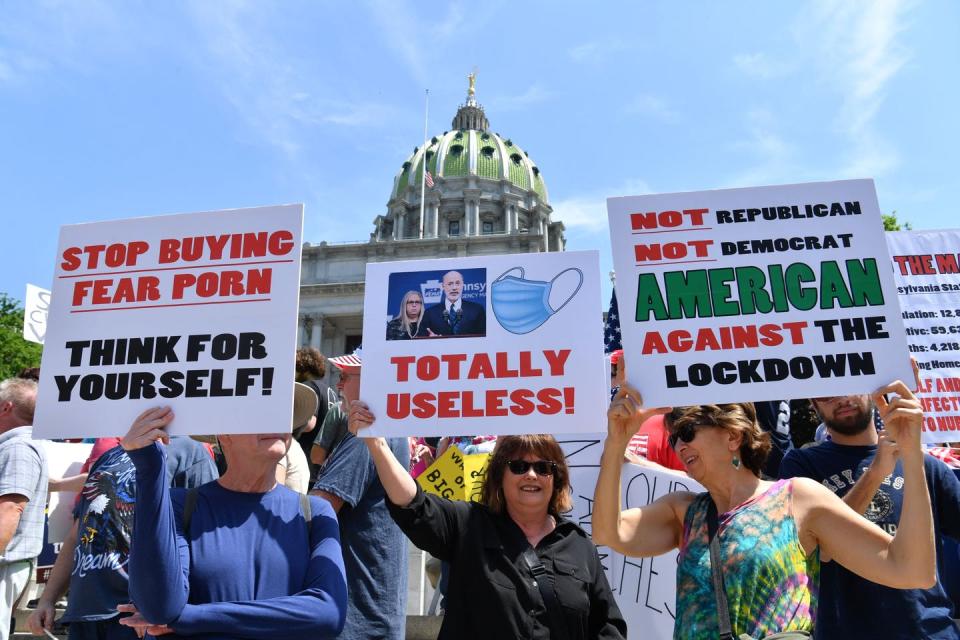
[887,229,960,443]
[34,205,303,438]
[23,283,51,344]
[359,251,604,437]
[608,179,912,406]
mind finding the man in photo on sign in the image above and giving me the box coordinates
[779,383,960,640]
[421,270,486,337]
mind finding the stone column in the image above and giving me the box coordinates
[310,313,323,350]
[298,315,310,347]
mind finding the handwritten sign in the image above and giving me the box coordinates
[608,179,912,406]
[22,283,51,345]
[417,445,490,501]
[34,205,303,438]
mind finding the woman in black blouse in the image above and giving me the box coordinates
[350,401,626,640]
[385,290,424,340]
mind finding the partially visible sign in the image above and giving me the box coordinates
[22,283,51,344]
[416,445,491,502]
[887,229,960,443]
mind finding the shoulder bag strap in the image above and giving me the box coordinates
[182,487,200,535]
[299,492,312,536]
[707,499,735,640]
[522,547,572,640]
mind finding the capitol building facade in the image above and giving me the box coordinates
[298,79,566,356]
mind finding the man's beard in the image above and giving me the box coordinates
[824,402,874,436]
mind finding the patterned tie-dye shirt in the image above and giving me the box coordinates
[674,479,819,640]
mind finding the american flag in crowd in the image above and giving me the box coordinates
[928,446,960,469]
[425,170,434,188]
[604,288,622,353]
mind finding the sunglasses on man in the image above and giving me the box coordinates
[507,459,557,476]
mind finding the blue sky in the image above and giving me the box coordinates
[2,0,958,305]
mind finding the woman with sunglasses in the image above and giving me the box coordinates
[348,400,626,640]
[593,382,936,640]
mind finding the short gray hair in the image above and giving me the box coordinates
[0,378,38,425]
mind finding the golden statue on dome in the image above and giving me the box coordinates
[467,71,477,99]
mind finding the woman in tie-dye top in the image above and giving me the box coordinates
[592,382,937,640]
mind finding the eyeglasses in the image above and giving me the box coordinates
[667,423,700,449]
[507,459,557,476]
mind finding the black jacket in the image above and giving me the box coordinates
[387,486,626,640]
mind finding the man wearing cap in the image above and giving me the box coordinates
[312,351,410,640]
[780,391,960,639]
[115,383,348,639]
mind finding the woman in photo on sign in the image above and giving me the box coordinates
[385,290,424,340]
[592,381,936,640]
[349,400,627,640]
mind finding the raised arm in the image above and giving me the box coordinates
[348,401,418,507]
[122,407,191,624]
[592,385,687,557]
[798,380,936,589]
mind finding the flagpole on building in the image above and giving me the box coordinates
[419,88,429,240]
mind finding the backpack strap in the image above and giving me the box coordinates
[707,498,735,640]
[299,492,312,536]
[522,547,571,640]
[182,487,200,535]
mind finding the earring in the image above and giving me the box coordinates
[731,456,741,470]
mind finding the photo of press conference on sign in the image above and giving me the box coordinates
[385,268,487,340]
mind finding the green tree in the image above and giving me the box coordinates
[0,293,43,380]
[882,211,912,231]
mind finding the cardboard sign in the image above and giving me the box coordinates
[23,283,51,345]
[608,179,913,406]
[887,230,960,443]
[464,453,489,503]
[416,445,490,501]
[34,205,303,438]
[360,251,605,437]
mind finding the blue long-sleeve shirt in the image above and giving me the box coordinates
[127,443,347,639]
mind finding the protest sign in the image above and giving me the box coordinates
[23,283,51,345]
[40,440,92,543]
[608,179,913,406]
[887,229,960,443]
[417,445,491,501]
[360,251,605,437]
[611,462,701,639]
[34,205,303,438]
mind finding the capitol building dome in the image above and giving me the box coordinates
[374,76,563,252]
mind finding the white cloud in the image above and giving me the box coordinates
[487,84,552,112]
[185,2,396,158]
[551,179,652,233]
[623,94,677,122]
[568,40,626,63]
[733,52,789,79]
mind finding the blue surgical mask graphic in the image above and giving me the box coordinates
[490,266,583,335]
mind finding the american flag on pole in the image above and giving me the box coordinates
[603,288,622,353]
[425,170,434,188]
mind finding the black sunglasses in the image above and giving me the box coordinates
[507,459,557,476]
[667,423,700,449]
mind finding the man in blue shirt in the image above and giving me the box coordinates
[312,352,410,640]
[780,391,960,639]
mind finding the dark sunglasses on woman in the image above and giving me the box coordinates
[507,459,557,476]
[667,423,700,449]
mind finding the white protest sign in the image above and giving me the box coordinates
[360,251,605,437]
[34,205,303,439]
[558,434,700,639]
[887,229,960,443]
[608,179,913,406]
[23,283,51,344]
[40,441,92,542]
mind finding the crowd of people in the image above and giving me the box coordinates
[0,343,957,639]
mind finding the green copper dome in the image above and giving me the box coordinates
[390,98,549,203]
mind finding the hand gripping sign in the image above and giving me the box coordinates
[490,266,584,335]
[360,251,605,438]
